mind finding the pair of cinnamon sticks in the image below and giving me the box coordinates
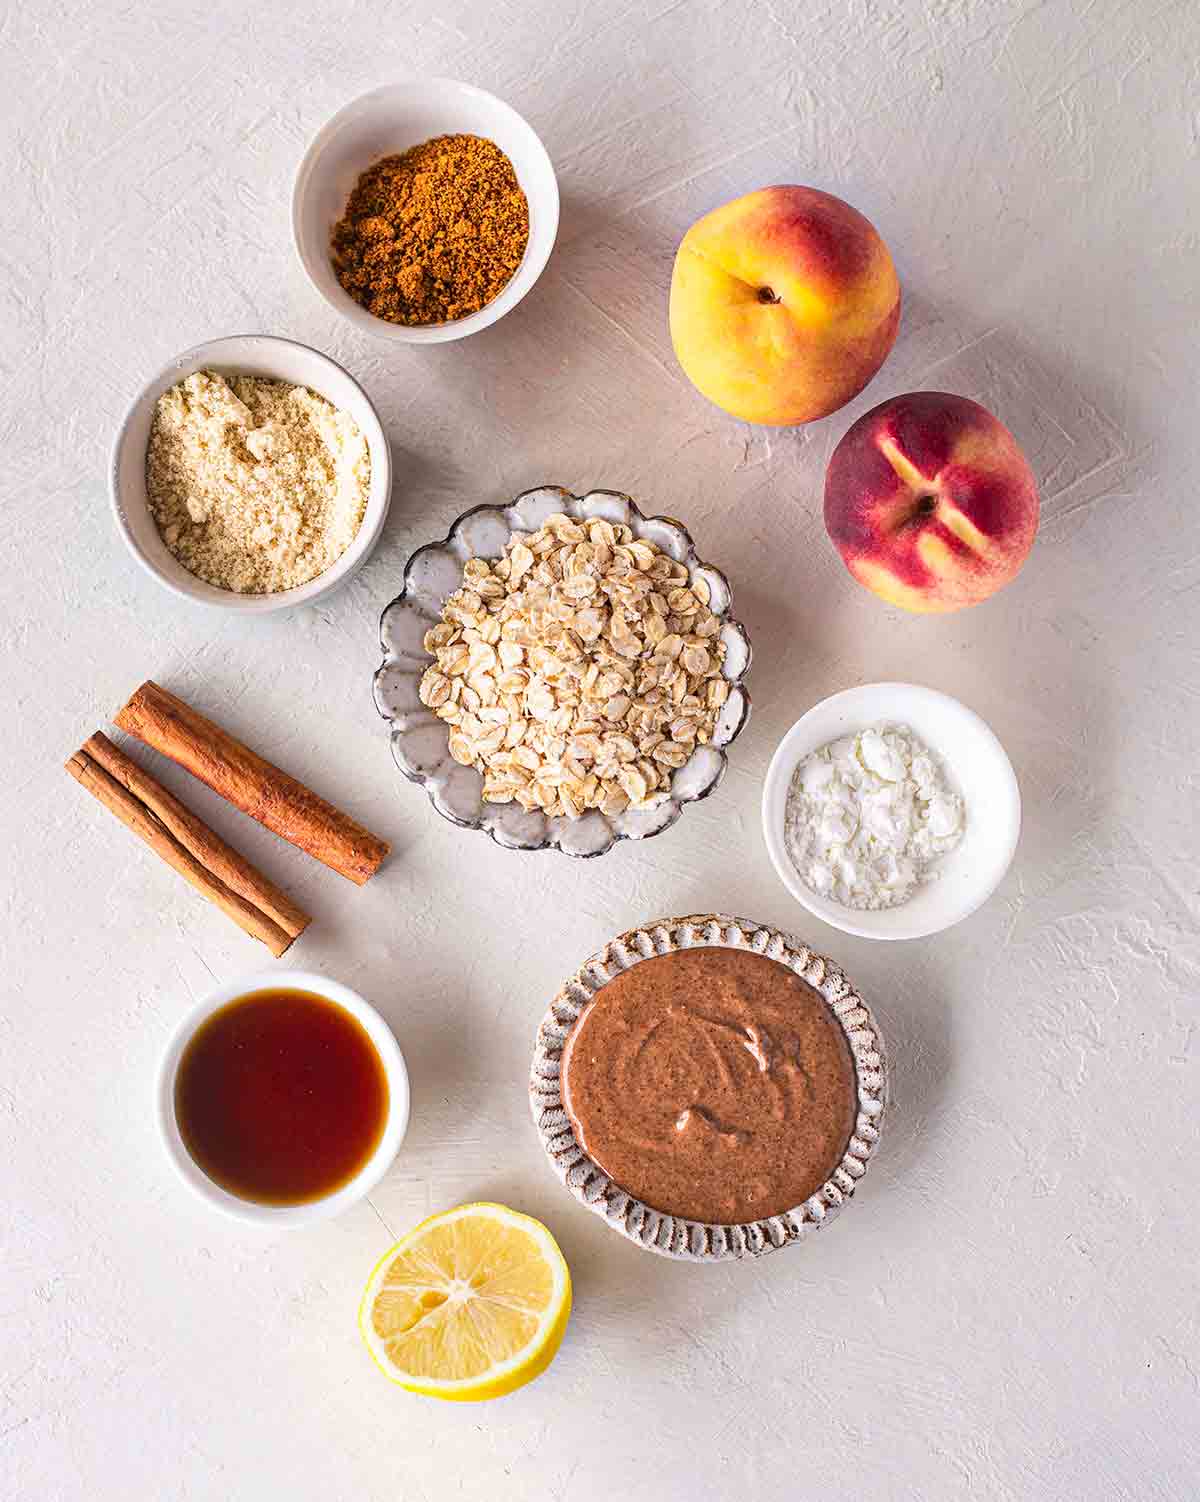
[67,682,389,957]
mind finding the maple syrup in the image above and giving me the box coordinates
[175,988,388,1205]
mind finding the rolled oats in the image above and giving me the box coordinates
[417,515,729,819]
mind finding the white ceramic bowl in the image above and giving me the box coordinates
[292,79,559,343]
[761,683,1020,941]
[111,334,392,612]
[157,970,409,1227]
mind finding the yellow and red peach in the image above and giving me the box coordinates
[824,391,1039,613]
[668,185,901,426]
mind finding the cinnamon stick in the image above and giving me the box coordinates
[67,734,310,957]
[85,732,310,939]
[115,681,389,885]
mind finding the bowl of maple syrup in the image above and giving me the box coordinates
[157,971,409,1226]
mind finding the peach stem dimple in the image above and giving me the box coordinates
[904,495,939,527]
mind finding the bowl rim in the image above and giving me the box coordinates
[529,913,887,1260]
[156,968,410,1227]
[290,77,560,344]
[760,682,1022,941]
[109,332,393,613]
[373,485,754,856]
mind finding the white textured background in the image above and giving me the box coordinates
[3,1,1198,1497]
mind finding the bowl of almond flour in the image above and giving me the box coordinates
[111,335,391,611]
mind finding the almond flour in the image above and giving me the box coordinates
[146,370,370,594]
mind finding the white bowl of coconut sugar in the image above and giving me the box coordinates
[761,683,1021,941]
[110,335,391,613]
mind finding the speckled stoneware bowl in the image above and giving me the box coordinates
[529,914,888,1261]
[374,488,752,857]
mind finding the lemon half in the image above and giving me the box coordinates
[359,1202,572,1401]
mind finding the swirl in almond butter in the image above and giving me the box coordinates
[562,948,857,1225]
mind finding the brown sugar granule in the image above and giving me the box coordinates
[331,134,530,326]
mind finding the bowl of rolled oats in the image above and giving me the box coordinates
[373,487,752,856]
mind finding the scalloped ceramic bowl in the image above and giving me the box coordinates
[374,487,752,856]
[529,914,887,1261]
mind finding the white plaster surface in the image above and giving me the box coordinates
[2,2,1198,1497]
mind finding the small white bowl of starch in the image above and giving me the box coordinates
[761,683,1020,941]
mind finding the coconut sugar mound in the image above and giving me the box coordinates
[146,370,371,594]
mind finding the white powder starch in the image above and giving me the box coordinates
[784,723,965,910]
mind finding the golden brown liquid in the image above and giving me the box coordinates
[175,989,388,1205]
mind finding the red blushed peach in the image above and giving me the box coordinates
[669,186,900,426]
[824,392,1039,613]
